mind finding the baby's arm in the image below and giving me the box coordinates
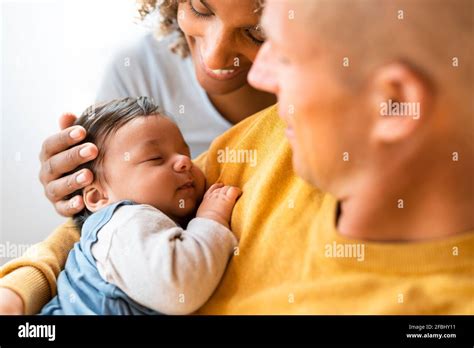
[93,185,240,315]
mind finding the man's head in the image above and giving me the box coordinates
[70,97,205,227]
[249,0,473,199]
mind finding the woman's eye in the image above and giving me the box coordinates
[189,0,212,18]
[246,25,266,45]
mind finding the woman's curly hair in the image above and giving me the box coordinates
[137,0,264,58]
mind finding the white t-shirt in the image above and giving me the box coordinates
[95,33,232,158]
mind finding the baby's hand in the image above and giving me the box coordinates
[196,183,242,229]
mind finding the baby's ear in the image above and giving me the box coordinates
[83,184,110,213]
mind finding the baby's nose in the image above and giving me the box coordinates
[174,155,192,172]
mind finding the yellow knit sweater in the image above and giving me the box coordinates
[1,105,473,314]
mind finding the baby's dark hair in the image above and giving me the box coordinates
[66,96,163,229]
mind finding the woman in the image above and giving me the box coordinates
[0,0,275,313]
[44,0,275,217]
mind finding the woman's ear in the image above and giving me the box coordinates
[83,184,110,213]
[368,61,433,144]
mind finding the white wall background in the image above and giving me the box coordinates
[1,0,150,265]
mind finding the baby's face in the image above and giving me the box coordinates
[100,115,206,222]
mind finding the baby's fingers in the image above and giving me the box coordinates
[206,182,224,193]
[204,183,224,198]
[226,186,242,201]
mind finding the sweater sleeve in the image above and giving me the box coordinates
[0,219,80,314]
[92,205,238,315]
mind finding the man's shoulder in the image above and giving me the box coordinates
[203,104,290,183]
[209,104,282,150]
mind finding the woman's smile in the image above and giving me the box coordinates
[199,51,247,81]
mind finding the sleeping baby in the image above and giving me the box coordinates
[41,96,241,315]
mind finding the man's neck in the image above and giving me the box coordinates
[337,167,474,242]
[208,84,276,125]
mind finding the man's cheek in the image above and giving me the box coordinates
[286,84,306,114]
[278,89,298,119]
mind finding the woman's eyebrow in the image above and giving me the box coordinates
[200,0,261,28]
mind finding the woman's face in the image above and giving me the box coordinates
[177,0,265,95]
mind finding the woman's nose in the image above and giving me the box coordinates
[173,155,193,172]
[202,26,236,69]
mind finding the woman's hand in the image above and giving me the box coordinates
[39,113,98,217]
[0,287,24,314]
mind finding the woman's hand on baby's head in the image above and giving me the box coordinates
[39,113,98,217]
[196,183,242,229]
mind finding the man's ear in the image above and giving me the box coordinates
[83,183,110,213]
[369,62,433,144]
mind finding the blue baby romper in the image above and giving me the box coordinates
[41,200,161,315]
